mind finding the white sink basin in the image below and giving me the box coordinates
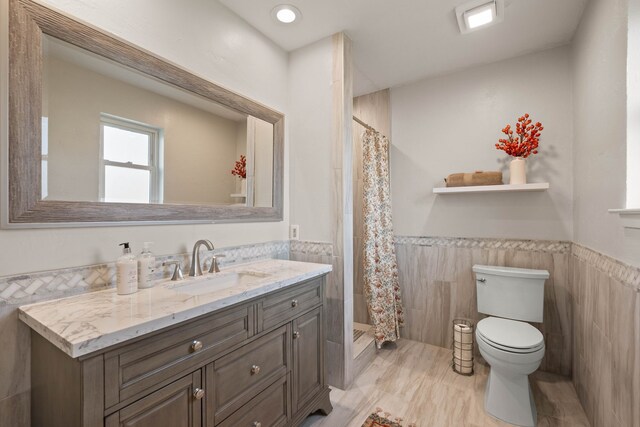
[168,271,268,296]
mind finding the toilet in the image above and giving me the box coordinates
[472,265,549,427]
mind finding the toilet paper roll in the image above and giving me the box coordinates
[454,323,473,343]
[454,358,473,374]
[454,342,473,351]
[454,347,473,361]
[459,364,473,374]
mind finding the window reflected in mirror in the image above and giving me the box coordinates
[100,115,161,204]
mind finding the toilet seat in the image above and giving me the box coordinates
[477,317,544,354]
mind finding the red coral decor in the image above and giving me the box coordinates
[231,155,246,179]
[495,114,543,158]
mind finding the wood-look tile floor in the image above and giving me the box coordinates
[302,339,589,427]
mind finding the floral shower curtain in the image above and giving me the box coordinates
[361,129,404,348]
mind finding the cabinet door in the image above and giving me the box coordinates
[105,371,203,427]
[292,306,323,412]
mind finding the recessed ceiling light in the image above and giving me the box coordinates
[466,4,494,29]
[455,0,504,34]
[271,4,301,24]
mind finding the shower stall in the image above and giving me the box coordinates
[351,89,399,372]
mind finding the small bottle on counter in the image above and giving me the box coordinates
[117,242,138,295]
[137,242,156,289]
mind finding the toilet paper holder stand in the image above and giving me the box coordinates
[452,318,474,376]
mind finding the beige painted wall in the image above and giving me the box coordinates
[0,0,290,277]
[390,46,574,241]
[288,33,354,388]
[289,37,334,242]
[572,0,640,268]
[44,55,239,205]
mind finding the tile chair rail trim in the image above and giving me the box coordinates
[0,240,290,306]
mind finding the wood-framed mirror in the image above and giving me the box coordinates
[3,0,284,227]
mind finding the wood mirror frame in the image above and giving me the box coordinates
[5,0,284,227]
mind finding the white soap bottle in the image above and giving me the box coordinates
[116,242,138,295]
[137,242,156,289]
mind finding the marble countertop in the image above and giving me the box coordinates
[18,259,332,358]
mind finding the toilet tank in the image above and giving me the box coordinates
[473,265,549,323]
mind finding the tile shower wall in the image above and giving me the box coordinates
[0,240,289,427]
[389,236,573,376]
[571,244,640,427]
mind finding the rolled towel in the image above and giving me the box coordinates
[445,171,503,187]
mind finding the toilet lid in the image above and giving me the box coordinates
[476,317,543,352]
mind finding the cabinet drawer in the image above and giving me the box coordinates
[260,278,322,330]
[105,371,202,427]
[210,325,289,423]
[218,375,289,427]
[105,304,254,408]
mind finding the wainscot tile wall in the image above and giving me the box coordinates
[571,244,640,427]
[0,240,290,427]
[384,236,573,377]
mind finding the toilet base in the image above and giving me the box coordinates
[484,367,537,427]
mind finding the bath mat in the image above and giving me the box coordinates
[354,328,366,342]
[361,408,416,427]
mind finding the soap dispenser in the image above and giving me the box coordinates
[117,242,138,295]
[137,242,156,289]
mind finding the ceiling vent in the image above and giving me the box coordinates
[455,0,504,34]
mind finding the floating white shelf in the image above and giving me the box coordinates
[433,182,549,194]
[230,193,247,198]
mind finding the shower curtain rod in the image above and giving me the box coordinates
[352,115,376,131]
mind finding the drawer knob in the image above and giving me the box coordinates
[253,422,262,427]
[291,299,298,307]
[193,388,205,400]
[293,331,301,339]
[250,365,261,375]
[191,340,203,352]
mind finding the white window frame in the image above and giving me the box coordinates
[609,0,640,227]
[98,114,163,204]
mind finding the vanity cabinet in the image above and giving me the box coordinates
[30,274,331,427]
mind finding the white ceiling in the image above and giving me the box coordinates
[219,0,589,96]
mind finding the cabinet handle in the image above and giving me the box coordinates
[190,340,203,352]
[252,422,262,427]
[250,365,261,375]
[291,299,298,307]
[193,388,205,400]
[293,331,301,339]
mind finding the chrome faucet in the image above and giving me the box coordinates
[189,239,214,277]
[208,253,226,274]
[163,260,184,281]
